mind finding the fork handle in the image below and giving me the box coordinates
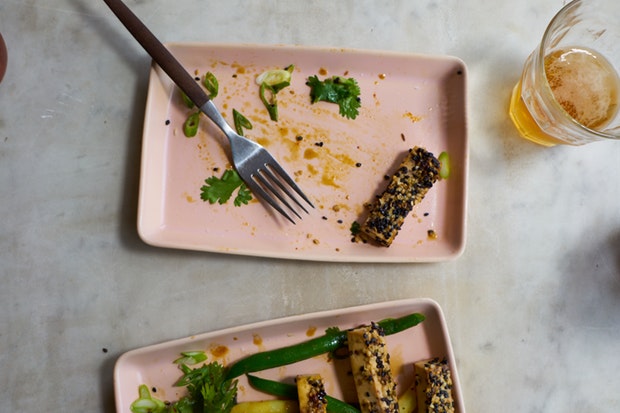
[103,0,209,108]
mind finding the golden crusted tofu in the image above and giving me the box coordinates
[296,374,327,413]
[347,322,399,413]
[414,358,455,413]
[360,147,440,247]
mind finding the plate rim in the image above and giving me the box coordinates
[136,42,469,263]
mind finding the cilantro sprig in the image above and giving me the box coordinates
[306,75,361,119]
[200,169,252,207]
[130,357,238,413]
[175,362,237,413]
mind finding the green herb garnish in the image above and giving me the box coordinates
[173,351,208,366]
[350,221,361,235]
[174,362,238,413]
[256,65,294,121]
[183,111,201,137]
[131,358,238,413]
[200,169,252,206]
[232,109,253,136]
[203,71,219,98]
[306,75,361,119]
[438,151,451,179]
[180,90,195,108]
[130,385,167,413]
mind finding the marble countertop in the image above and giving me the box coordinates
[2,0,619,411]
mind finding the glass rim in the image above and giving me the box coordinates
[536,0,620,141]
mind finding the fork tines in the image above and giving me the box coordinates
[248,163,314,224]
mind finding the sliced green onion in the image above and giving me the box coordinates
[255,65,294,93]
[183,111,200,137]
[130,385,166,413]
[173,350,207,365]
[256,65,294,121]
[233,109,253,136]
[180,89,195,108]
[438,151,451,179]
[203,71,219,98]
[259,82,279,121]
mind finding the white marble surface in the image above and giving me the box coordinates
[1,0,620,411]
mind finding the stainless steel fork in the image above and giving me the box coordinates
[103,0,313,223]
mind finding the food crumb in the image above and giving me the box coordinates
[313,239,320,245]
[165,119,171,126]
[355,162,362,167]
[102,348,108,353]
[427,229,437,240]
[322,216,328,220]
[315,141,324,147]
[401,133,406,141]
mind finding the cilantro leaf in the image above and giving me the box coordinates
[306,75,361,119]
[200,169,253,206]
[174,361,238,413]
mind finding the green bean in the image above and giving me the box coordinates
[247,375,360,413]
[225,312,425,380]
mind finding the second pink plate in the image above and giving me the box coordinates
[114,298,465,412]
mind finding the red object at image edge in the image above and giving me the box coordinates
[0,33,7,83]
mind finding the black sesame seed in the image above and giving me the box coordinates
[165,119,171,126]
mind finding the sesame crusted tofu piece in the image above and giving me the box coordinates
[414,358,455,413]
[296,374,327,413]
[347,322,399,413]
[360,147,440,247]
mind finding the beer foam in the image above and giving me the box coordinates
[545,47,620,129]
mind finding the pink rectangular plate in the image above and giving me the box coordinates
[114,298,465,412]
[138,43,468,262]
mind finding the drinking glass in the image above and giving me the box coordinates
[509,0,620,146]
